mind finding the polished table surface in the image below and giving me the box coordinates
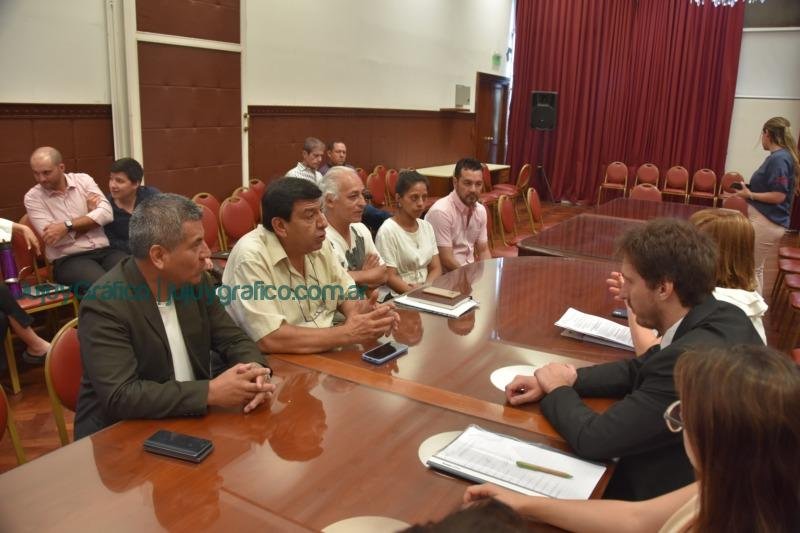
[0,359,612,532]
[416,163,511,197]
[593,197,705,220]
[517,214,643,260]
[275,257,629,436]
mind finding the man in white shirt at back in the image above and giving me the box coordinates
[285,137,325,186]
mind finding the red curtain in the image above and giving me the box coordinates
[507,0,745,204]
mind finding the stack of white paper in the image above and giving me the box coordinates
[555,308,634,352]
[426,425,606,499]
[393,294,478,318]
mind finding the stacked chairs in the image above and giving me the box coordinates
[596,161,628,205]
[233,187,261,224]
[219,196,256,249]
[525,188,544,233]
[192,192,221,220]
[249,179,266,199]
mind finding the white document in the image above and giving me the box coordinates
[426,425,606,499]
[393,294,478,318]
[555,308,634,351]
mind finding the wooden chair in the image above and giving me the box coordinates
[687,168,717,205]
[373,165,387,184]
[198,204,224,253]
[634,163,660,188]
[661,166,689,203]
[192,192,222,220]
[4,217,78,394]
[219,196,256,249]
[718,172,743,202]
[721,195,748,216]
[0,385,26,464]
[249,179,266,199]
[355,168,368,186]
[385,169,399,207]
[525,188,544,233]
[44,318,80,446]
[498,195,533,249]
[597,162,628,205]
[493,163,531,200]
[366,172,386,208]
[629,183,662,202]
[233,186,261,224]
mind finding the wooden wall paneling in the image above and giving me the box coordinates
[248,106,475,184]
[0,104,114,221]
[136,0,240,43]
[138,42,242,201]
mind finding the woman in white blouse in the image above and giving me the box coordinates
[375,171,442,294]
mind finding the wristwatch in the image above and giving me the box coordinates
[64,220,74,231]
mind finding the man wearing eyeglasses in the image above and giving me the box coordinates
[505,219,763,501]
[222,178,400,354]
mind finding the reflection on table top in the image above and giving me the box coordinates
[593,197,705,220]
[416,163,510,178]
[276,257,627,431]
[517,214,642,260]
[0,359,611,531]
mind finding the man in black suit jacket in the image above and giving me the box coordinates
[75,194,274,439]
[506,218,764,501]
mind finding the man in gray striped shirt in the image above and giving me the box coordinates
[285,137,325,186]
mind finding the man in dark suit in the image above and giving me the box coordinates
[75,193,274,439]
[506,218,764,501]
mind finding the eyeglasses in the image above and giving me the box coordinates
[663,400,683,433]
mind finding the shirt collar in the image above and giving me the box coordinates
[447,189,473,215]
[660,317,684,349]
[44,173,76,196]
[262,226,290,267]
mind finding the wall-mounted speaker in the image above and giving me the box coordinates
[530,91,558,131]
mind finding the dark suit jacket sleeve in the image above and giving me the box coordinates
[572,355,644,398]
[540,349,676,460]
[79,297,209,421]
[204,278,268,368]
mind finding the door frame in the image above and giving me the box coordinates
[474,72,511,164]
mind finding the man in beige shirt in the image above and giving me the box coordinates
[222,178,399,354]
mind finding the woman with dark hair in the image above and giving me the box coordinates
[375,171,442,294]
[465,344,800,532]
[104,157,159,253]
[733,116,799,293]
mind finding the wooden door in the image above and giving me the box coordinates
[475,72,510,164]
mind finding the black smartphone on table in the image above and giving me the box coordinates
[143,430,214,463]
[362,341,409,365]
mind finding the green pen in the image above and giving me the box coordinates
[516,460,573,479]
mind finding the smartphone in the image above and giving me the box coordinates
[362,341,409,365]
[143,429,214,463]
[611,308,628,319]
[729,182,748,191]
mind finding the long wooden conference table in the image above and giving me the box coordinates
[0,257,631,531]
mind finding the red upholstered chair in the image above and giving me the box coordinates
[44,318,80,446]
[661,166,689,203]
[233,186,261,224]
[485,206,516,258]
[721,195,748,216]
[198,204,224,253]
[192,192,222,220]
[0,385,26,464]
[778,291,800,351]
[479,164,501,219]
[792,348,800,364]
[385,169,399,207]
[779,246,800,260]
[373,165,387,183]
[493,163,532,198]
[366,172,386,208]
[355,168,368,186]
[219,196,256,249]
[498,195,533,249]
[718,172,743,201]
[4,216,78,395]
[597,161,628,205]
[634,163,660,188]
[249,179,266,199]
[525,188,544,233]
[629,183,663,202]
[688,168,717,205]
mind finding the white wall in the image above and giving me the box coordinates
[725,28,800,177]
[244,0,513,110]
[0,0,110,104]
